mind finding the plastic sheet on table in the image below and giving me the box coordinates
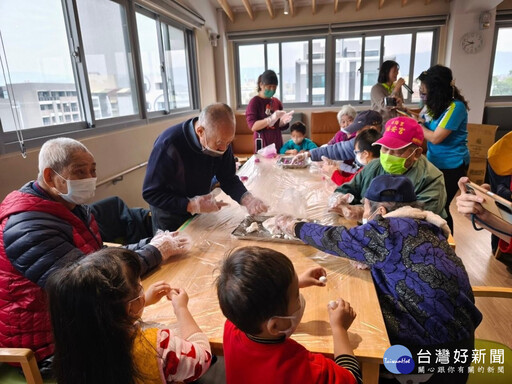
[237,155,347,226]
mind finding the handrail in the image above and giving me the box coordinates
[96,161,148,187]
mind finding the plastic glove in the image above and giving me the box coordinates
[321,156,339,175]
[150,230,192,261]
[328,192,354,209]
[268,110,286,126]
[241,193,268,215]
[279,110,294,127]
[274,214,299,238]
[290,152,309,165]
[188,193,228,214]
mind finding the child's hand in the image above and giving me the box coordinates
[144,281,171,306]
[328,298,356,331]
[286,149,298,155]
[168,287,189,311]
[298,267,327,288]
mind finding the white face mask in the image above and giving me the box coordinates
[362,209,378,225]
[53,170,97,205]
[292,137,304,145]
[201,129,226,157]
[355,153,367,166]
[268,293,306,338]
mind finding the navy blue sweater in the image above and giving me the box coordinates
[143,118,247,214]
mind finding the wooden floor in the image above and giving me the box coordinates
[450,199,512,347]
[197,199,512,384]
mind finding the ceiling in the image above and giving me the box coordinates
[209,0,451,22]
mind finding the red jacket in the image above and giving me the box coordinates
[0,184,102,360]
[223,320,357,384]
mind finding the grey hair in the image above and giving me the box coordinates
[337,105,357,125]
[368,200,425,215]
[197,103,235,131]
[37,138,90,180]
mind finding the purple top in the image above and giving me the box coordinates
[327,130,356,145]
[245,96,287,152]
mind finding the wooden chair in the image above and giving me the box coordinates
[0,348,44,384]
[232,113,254,161]
[467,286,512,384]
[310,111,339,146]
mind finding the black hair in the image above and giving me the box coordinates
[418,65,469,120]
[378,60,399,84]
[290,121,306,135]
[47,248,143,384]
[355,128,381,158]
[216,246,295,335]
[257,69,278,91]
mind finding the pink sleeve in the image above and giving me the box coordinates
[157,329,212,383]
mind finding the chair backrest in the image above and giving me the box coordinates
[310,111,339,146]
[232,113,254,157]
[0,348,43,384]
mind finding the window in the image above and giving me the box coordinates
[233,25,438,108]
[334,31,434,104]
[235,38,326,107]
[0,0,201,154]
[489,24,512,98]
[0,0,83,132]
[136,9,195,113]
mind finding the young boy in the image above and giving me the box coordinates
[280,122,318,155]
[323,128,381,186]
[217,246,361,384]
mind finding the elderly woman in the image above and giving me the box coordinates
[327,104,357,145]
[245,69,294,153]
[277,174,481,383]
[371,60,407,123]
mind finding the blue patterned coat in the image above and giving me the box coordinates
[294,209,482,347]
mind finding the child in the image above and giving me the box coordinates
[279,122,318,155]
[323,128,381,186]
[46,248,212,384]
[328,105,357,145]
[217,246,361,384]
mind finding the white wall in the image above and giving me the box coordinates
[445,0,503,123]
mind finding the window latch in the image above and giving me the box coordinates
[72,47,81,63]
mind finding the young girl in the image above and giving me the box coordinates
[46,248,212,384]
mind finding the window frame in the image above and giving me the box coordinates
[0,0,200,155]
[486,16,512,102]
[233,25,439,110]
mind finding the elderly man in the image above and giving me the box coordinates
[143,102,268,232]
[331,116,447,220]
[0,137,183,373]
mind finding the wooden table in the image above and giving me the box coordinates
[142,156,390,383]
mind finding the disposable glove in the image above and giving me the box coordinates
[267,110,286,127]
[149,230,192,261]
[241,192,268,215]
[188,193,228,214]
[328,192,354,209]
[279,110,295,127]
[274,214,299,238]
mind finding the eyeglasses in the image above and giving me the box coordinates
[127,285,144,305]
